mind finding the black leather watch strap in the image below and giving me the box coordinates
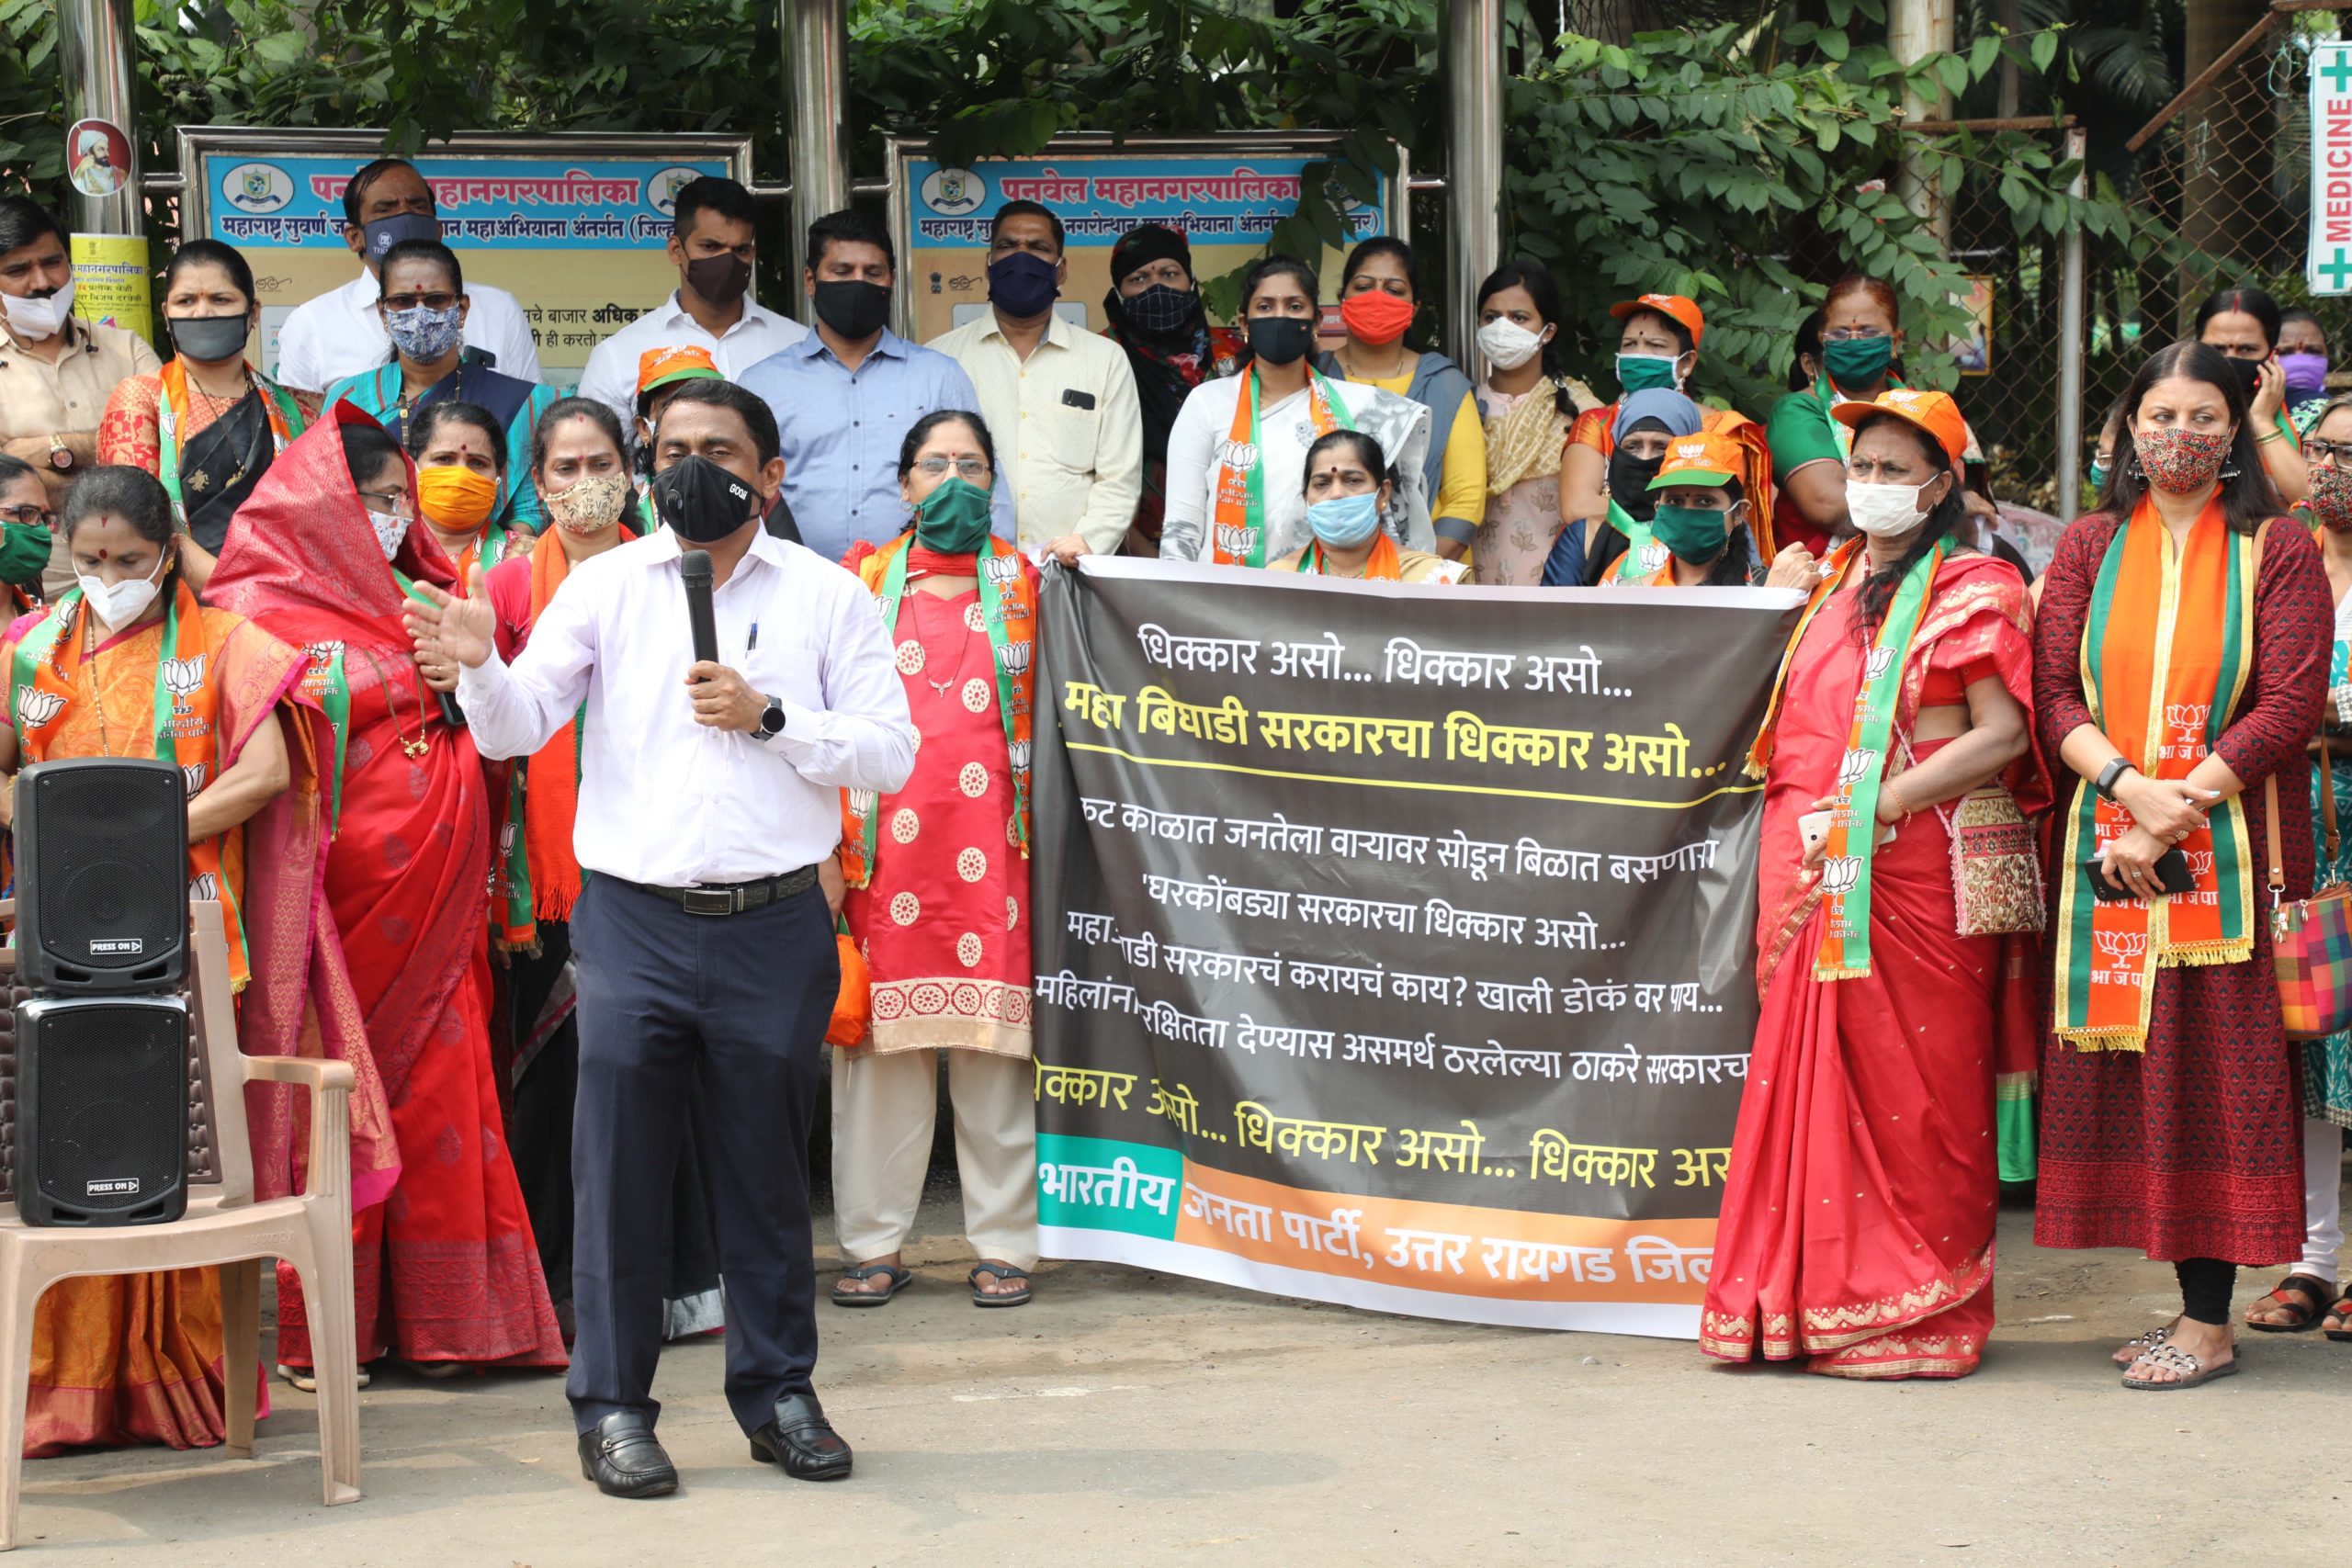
[2094,755,2134,802]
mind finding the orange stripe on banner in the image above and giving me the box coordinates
[1171,1163,1715,1307]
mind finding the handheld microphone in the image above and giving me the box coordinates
[681,547,718,681]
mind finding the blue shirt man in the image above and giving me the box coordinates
[739,209,1014,564]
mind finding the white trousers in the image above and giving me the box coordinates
[831,1047,1038,1270]
[2298,1115,2346,1282]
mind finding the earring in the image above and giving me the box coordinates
[2125,451,2146,481]
[2218,458,2242,481]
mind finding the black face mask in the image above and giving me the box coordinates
[168,314,251,364]
[2227,354,2263,402]
[1606,443,1668,523]
[1246,315,1315,367]
[651,454,760,544]
[684,253,752,309]
[812,279,891,340]
[1122,283,1198,338]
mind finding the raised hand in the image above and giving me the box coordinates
[402,565,497,670]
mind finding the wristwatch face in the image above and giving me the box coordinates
[760,699,785,738]
[47,439,70,471]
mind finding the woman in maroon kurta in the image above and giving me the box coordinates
[2033,341,2331,1389]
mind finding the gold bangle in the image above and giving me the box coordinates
[2257,429,2285,445]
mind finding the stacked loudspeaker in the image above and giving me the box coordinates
[14,758,191,1226]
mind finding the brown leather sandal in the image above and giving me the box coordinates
[2245,1272,2332,1333]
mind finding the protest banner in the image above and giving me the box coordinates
[1018,558,1801,1337]
[175,127,753,381]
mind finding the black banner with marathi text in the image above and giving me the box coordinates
[1029,558,1801,1334]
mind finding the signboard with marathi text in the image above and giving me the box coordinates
[2311,41,2352,297]
[176,127,754,383]
[885,133,1405,344]
[1020,558,1798,1335]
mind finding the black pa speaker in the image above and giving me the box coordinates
[14,757,188,993]
[17,995,189,1225]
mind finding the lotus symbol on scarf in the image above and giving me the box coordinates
[161,654,207,707]
[307,640,344,666]
[982,553,1023,587]
[2188,851,2214,879]
[1865,647,1894,682]
[181,761,207,796]
[2163,702,2210,738]
[1214,524,1261,558]
[1837,747,1878,785]
[1008,739,1031,773]
[849,788,877,821]
[997,640,1033,677]
[1215,439,1260,472]
[2095,930,2149,960]
[15,686,62,729]
[1821,855,1861,895]
[1638,541,1669,574]
[188,872,217,901]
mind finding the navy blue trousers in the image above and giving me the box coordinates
[564,874,837,1436]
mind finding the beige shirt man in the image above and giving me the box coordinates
[0,316,161,595]
[928,310,1142,556]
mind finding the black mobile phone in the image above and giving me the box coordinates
[2086,846,2195,902]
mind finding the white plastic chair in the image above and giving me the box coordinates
[0,898,360,1549]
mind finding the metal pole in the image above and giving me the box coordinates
[1443,0,1504,364]
[1888,0,1954,238]
[2055,125,2088,523]
[783,0,849,324]
[57,0,141,237]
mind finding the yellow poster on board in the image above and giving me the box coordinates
[70,232,153,350]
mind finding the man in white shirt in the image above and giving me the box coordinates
[273,157,544,393]
[929,200,1141,556]
[574,175,807,430]
[406,377,912,1500]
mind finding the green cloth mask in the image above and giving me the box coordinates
[1646,503,1730,567]
[1822,334,1894,390]
[913,476,995,553]
[1615,353,1680,395]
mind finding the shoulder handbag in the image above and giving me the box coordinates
[2268,735,2352,1041]
[1896,735,2044,938]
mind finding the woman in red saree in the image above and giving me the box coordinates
[1701,390,2043,1379]
[0,465,368,1453]
[209,404,565,1382]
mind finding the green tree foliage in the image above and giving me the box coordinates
[0,0,2161,421]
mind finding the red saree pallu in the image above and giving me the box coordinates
[1703,549,2040,1378]
[208,405,565,1370]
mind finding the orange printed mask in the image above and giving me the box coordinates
[417,465,499,532]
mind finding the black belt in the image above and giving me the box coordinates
[621,865,819,917]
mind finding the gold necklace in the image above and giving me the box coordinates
[81,610,127,759]
[355,646,432,759]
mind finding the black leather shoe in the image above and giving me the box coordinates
[577,1410,679,1498]
[749,1391,853,1481]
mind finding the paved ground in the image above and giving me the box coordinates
[18,1191,2352,1567]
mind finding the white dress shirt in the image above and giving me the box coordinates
[273,271,546,394]
[927,311,1144,554]
[573,291,808,428]
[456,525,915,886]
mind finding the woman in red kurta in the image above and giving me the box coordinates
[2032,341,2329,1389]
[208,404,566,1381]
[832,410,1046,1307]
[1702,392,2042,1379]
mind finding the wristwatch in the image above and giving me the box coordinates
[753,694,786,741]
[46,434,72,472]
[2094,756,2135,803]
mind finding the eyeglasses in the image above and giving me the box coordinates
[913,457,990,480]
[0,503,56,529]
[357,488,416,518]
[1821,326,1887,342]
[2308,440,2352,467]
[381,292,459,313]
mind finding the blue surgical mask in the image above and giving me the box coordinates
[1306,491,1382,549]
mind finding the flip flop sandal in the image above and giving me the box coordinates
[2246,1272,2334,1333]
[276,1363,371,1393]
[2110,1325,2175,1366]
[831,1263,912,1307]
[2121,1343,2243,1391]
[969,1262,1033,1308]
[2324,1290,2352,1342]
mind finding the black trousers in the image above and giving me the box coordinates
[564,874,838,1436]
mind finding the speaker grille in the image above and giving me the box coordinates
[16,758,187,993]
[18,997,188,1225]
